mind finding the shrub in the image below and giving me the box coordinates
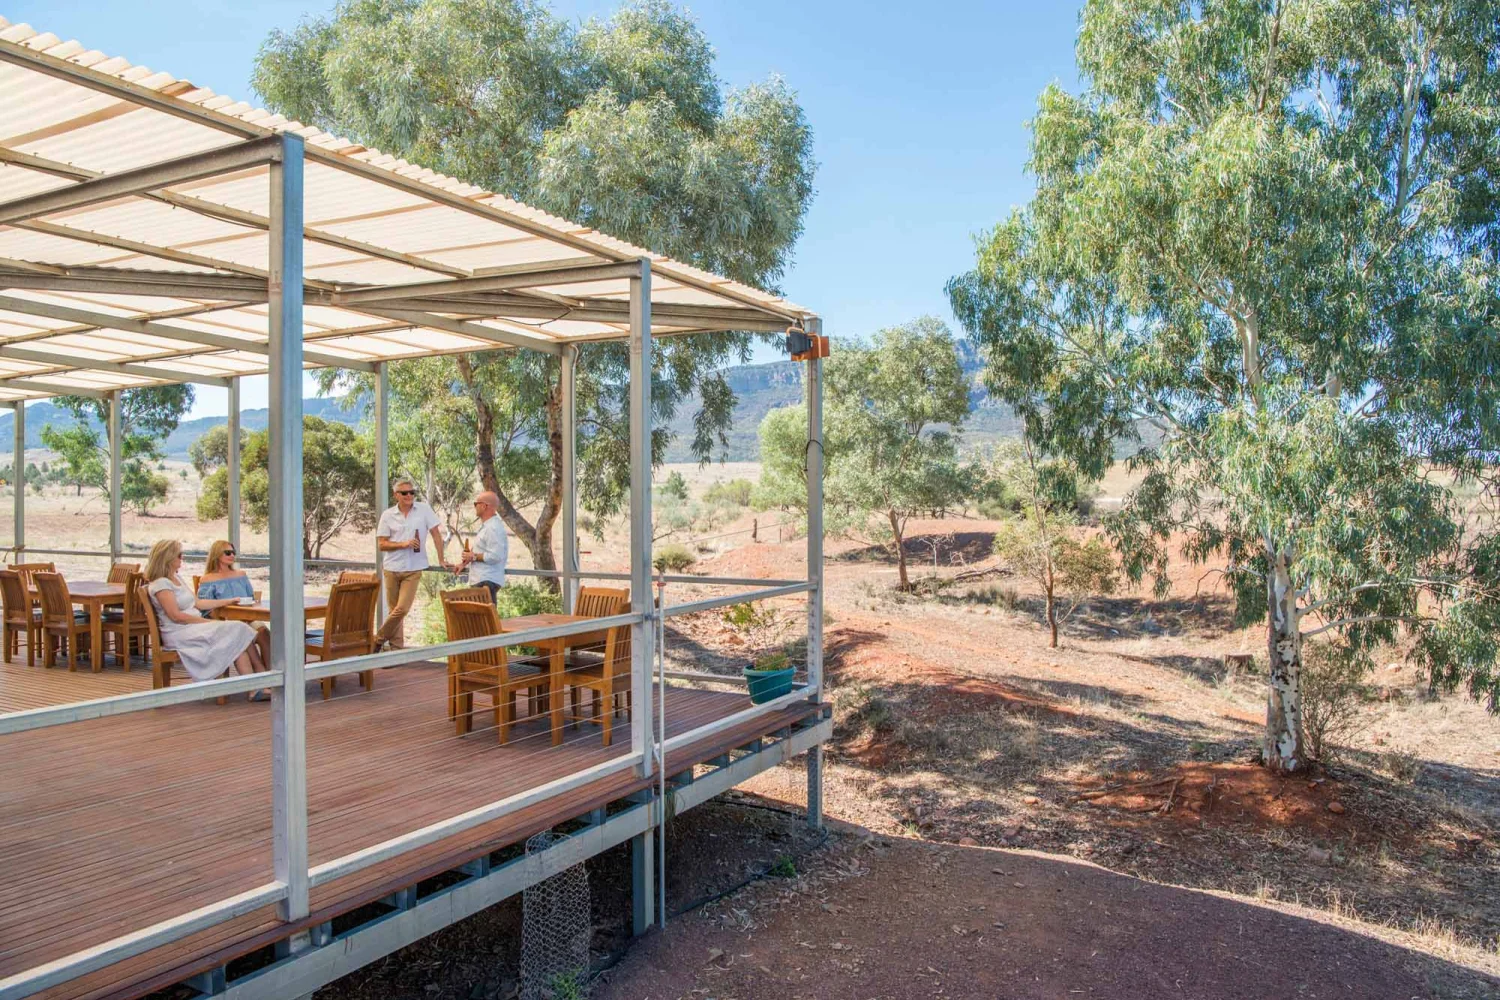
[703,478,754,506]
[1301,642,1371,763]
[661,470,689,501]
[494,580,561,618]
[653,543,696,572]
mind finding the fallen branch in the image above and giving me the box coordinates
[1074,776,1180,801]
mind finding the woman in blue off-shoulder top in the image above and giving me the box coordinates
[197,539,255,602]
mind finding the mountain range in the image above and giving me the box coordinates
[0,349,1020,464]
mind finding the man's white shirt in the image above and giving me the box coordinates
[468,514,508,587]
[377,500,441,572]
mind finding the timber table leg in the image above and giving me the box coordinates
[90,601,103,672]
[550,642,564,746]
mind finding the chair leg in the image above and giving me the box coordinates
[65,634,77,672]
[27,624,36,667]
[361,670,373,692]
[498,689,511,745]
[601,687,613,747]
[321,677,334,700]
[570,686,581,729]
[2,623,11,664]
[456,692,474,735]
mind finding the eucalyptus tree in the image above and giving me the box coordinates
[254,0,815,577]
[949,0,1500,770]
[758,317,974,591]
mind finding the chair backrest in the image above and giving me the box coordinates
[575,586,629,619]
[337,570,379,585]
[443,599,507,668]
[33,573,74,628]
[0,569,29,623]
[602,619,632,682]
[13,562,55,593]
[137,584,171,661]
[322,580,380,657]
[108,563,141,584]
[191,574,202,595]
[441,585,492,605]
[119,572,146,628]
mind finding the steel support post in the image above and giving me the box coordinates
[268,133,310,931]
[628,260,655,779]
[107,391,121,563]
[631,827,656,935]
[560,345,578,613]
[373,363,389,626]
[10,401,22,556]
[228,377,241,552]
[804,322,825,830]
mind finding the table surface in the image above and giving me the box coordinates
[27,579,124,600]
[216,595,330,617]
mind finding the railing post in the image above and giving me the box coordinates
[227,376,241,552]
[804,318,825,830]
[373,362,389,626]
[12,400,23,556]
[628,258,655,784]
[268,131,310,931]
[107,390,121,563]
[560,344,578,614]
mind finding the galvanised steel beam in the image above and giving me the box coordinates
[330,262,641,305]
[560,344,579,614]
[350,307,562,355]
[372,362,388,626]
[0,295,375,374]
[108,391,121,563]
[267,132,311,931]
[0,135,283,226]
[0,344,231,387]
[228,377,242,552]
[628,259,655,781]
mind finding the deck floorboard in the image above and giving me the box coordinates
[0,657,817,1000]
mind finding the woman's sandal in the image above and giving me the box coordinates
[248,689,272,703]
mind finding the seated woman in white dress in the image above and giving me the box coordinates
[145,539,270,698]
[197,539,255,603]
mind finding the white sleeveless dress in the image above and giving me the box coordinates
[147,577,257,681]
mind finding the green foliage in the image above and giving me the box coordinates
[661,470,689,501]
[200,417,376,558]
[721,600,777,633]
[385,358,477,533]
[751,650,789,672]
[255,0,815,573]
[703,478,753,507]
[768,855,797,878]
[495,580,563,619]
[188,424,243,477]
[121,461,170,514]
[1300,641,1371,764]
[652,543,696,573]
[39,423,106,496]
[759,317,976,590]
[988,442,1117,647]
[949,0,1500,765]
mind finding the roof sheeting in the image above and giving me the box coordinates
[0,18,817,402]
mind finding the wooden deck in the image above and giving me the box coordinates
[0,658,819,1000]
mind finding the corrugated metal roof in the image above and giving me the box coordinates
[0,18,816,402]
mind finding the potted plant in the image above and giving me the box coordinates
[745,650,795,704]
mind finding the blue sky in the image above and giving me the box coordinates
[6,1,1085,417]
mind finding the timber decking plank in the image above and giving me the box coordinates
[2,657,819,1000]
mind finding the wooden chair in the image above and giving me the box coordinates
[440,586,495,716]
[566,620,632,747]
[191,574,201,595]
[307,579,380,699]
[574,586,629,618]
[101,572,147,671]
[13,562,55,617]
[444,599,547,744]
[0,569,41,666]
[137,584,183,691]
[34,572,90,671]
[337,570,378,585]
[108,563,141,584]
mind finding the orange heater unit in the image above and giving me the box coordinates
[787,327,829,361]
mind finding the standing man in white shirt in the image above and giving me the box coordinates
[375,477,448,650]
[460,490,508,600]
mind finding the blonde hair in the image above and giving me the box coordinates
[145,539,183,583]
[205,539,236,575]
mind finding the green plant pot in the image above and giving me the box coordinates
[745,665,795,704]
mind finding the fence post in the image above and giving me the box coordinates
[108,390,121,563]
[628,258,655,783]
[804,318,825,830]
[373,362,388,626]
[12,400,23,555]
[561,345,578,613]
[228,376,241,553]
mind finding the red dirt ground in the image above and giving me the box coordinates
[595,832,1480,1000]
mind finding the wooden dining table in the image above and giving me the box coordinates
[215,595,330,624]
[28,580,125,672]
[499,613,610,746]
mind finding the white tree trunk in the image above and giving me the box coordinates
[1263,551,1305,771]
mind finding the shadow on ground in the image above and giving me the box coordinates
[595,833,1500,1000]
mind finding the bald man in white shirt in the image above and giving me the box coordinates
[459,490,508,600]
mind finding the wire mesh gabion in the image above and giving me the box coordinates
[520,831,592,1000]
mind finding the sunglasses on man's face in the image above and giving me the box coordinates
[395,489,416,496]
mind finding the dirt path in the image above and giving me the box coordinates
[596,832,1499,1000]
